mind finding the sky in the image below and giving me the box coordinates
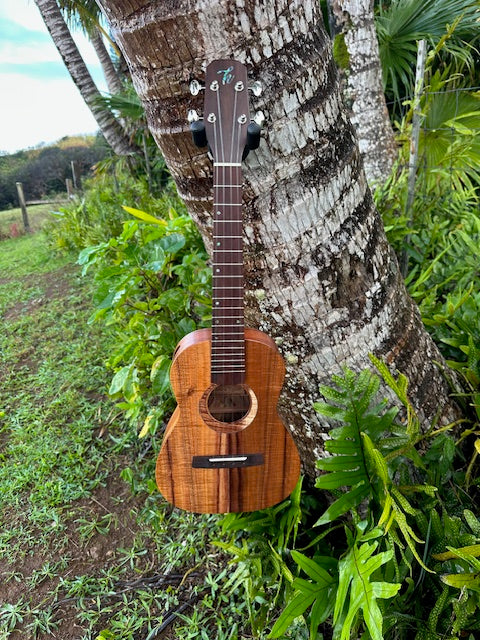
[0,0,107,154]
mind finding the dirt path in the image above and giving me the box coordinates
[0,233,216,640]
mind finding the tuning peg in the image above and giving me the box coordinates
[189,79,204,96]
[249,81,262,97]
[187,109,201,123]
[253,110,265,126]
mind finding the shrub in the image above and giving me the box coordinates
[78,198,211,433]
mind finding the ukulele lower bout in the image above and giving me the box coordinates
[155,327,301,513]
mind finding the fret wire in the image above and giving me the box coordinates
[211,367,246,370]
[212,344,245,348]
[212,163,244,381]
[211,365,245,369]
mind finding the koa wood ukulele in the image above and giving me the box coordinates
[156,59,301,513]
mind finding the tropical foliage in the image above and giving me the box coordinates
[5,0,479,637]
[375,0,480,106]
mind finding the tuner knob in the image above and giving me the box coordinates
[253,110,265,126]
[249,81,262,97]
[189,79,204,96]
[246,121,261,151]
[187,109,200,123]
[190,120,208,148]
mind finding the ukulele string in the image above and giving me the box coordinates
[228,85,240,421]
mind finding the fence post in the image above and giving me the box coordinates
[66,178,74,198]
[71,160,82,190]
[15,182,31,233]
[401,39,427,277]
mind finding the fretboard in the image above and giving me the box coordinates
[211,164,244,385]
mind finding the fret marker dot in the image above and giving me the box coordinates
[216,211,221,216]
[216,268,220,273]
[216,242,221,246]
[215,301,220,306]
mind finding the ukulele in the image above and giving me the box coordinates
[155,59,300,513]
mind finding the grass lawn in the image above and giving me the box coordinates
[0,231,236,640]
[0,203,65,238]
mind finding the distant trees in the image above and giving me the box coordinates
[0,139,107,209]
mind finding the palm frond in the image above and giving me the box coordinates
[376,0,480,102]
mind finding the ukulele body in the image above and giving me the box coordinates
[156,327,301,513]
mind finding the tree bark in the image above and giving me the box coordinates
[95,0,459,477]
[90,26,124,95]
[34,0,136,156]
[329,0,397,184]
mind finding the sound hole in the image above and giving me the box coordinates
[207,384,252,424]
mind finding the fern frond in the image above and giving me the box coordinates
[334,539,401,640]
[314,369,398,524]
[369,353,420,438]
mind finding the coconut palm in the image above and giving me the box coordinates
[34,0,136,156]
[328,0,398,185]
[59,0,125,95]
[94,0,460,474]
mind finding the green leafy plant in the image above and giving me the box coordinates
[77,198,211,431]
[375,0,479,106]
[333,529,401,640]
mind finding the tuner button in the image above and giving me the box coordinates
[187,109,200,123]
[189,79,204,96]
[249,81,262,97]
[190,120,208,148]
[253,110,265,126]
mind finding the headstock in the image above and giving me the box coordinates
[188,59,263,162]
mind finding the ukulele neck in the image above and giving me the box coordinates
[211,163,245,386]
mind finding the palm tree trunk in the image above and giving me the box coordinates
[329,0,397,184]
[34,0,136,156]
[96,0,459,476]
[90,27,123,95]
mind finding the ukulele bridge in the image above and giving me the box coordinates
[192,453,264,468]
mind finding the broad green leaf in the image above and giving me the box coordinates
[122,205,166,226]
[315,469,366,490]
[109,365,133,396]
[139,412,156,438]
[268,591,316,638]
[159,232,186,255]
[441,573,480,590]
[314,482,370,526]
[150,356,171,396]
[291,551,334,585]
[334,541,401,640]
[433,544,480,561]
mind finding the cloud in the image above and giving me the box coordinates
[0,0,109,152]
[0,0,47,33]
[0,73,99,152]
